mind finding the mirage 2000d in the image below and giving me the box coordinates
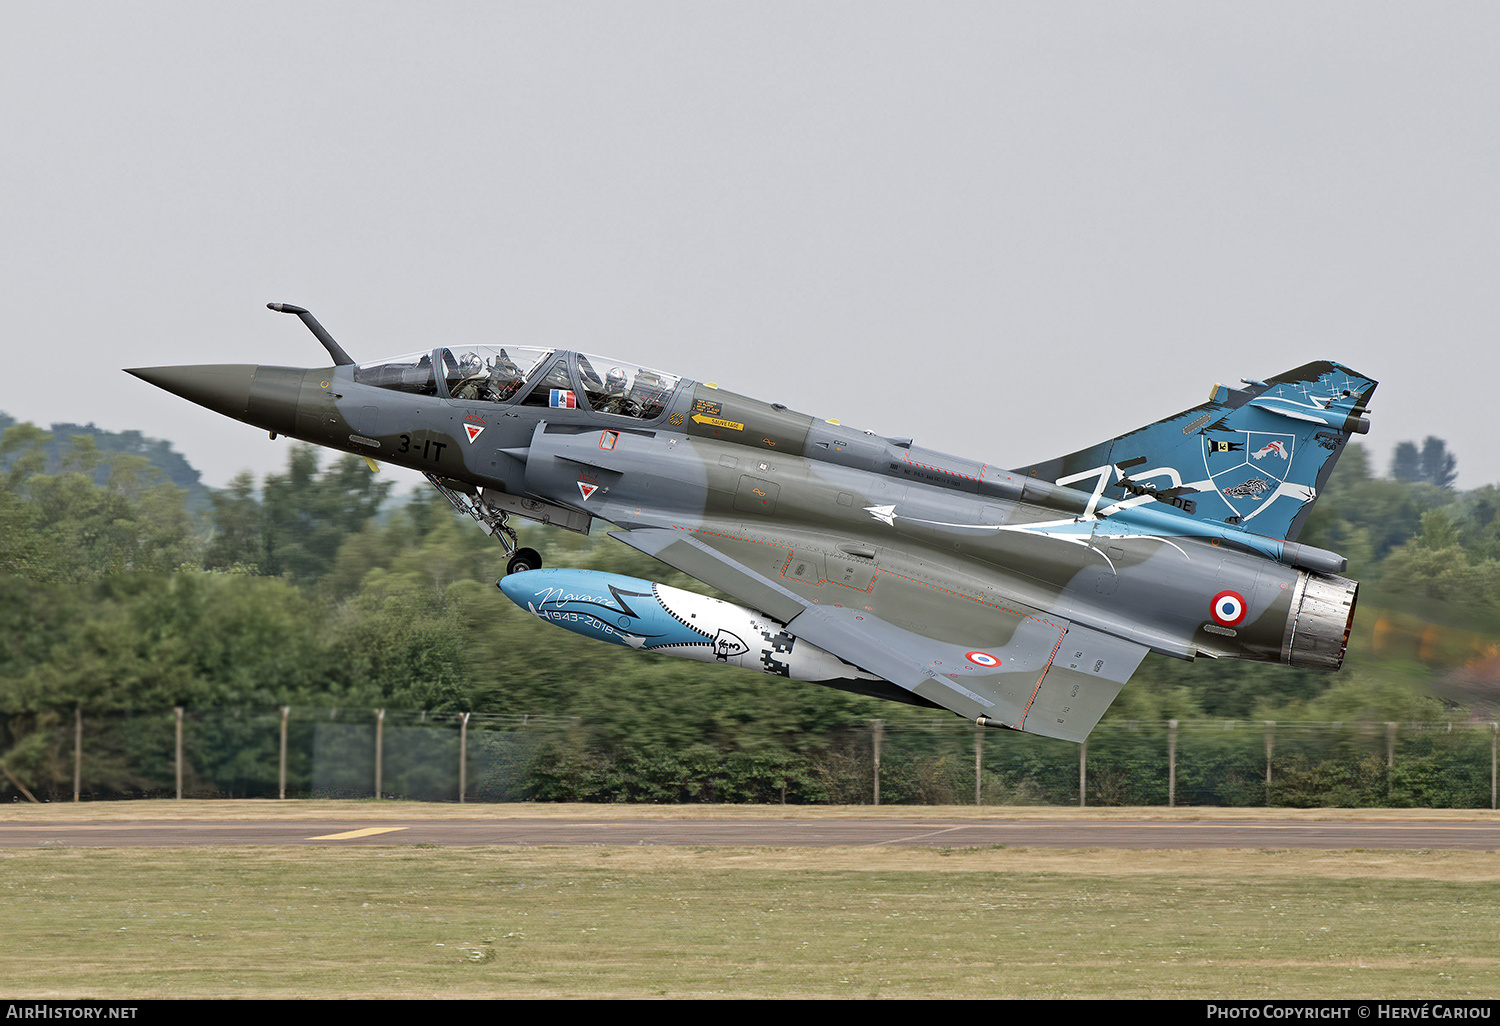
[128,304,1375,743]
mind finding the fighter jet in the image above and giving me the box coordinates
[127,303,1376,743]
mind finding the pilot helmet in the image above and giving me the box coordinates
[491,352,520,380]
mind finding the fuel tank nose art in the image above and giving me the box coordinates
[497,567,885,686]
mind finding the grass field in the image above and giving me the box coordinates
[2,803,1497,999]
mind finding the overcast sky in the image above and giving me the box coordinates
[3,3,1496,493]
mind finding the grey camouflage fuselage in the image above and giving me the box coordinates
[127,311,1374,742]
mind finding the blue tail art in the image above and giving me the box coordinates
[1017,361,1376,542]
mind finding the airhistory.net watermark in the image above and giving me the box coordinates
[5,1007,138,1020]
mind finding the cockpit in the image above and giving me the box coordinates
[353,346,681,422]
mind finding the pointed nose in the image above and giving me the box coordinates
[126,363,312,435]
[126,364,259,420]
[497,568,547,606]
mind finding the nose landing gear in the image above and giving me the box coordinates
[425,473,545,577]
[506,547,543,576]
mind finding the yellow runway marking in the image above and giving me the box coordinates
[308,827,409,840]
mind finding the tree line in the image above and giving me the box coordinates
[2,420,1497,801]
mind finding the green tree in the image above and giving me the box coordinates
[261,445,391,582]
[1391,441,1421,482]
[202,471,266,572]
[1419,436,1458,489]
[1298,443,1431,563]
[1375,509,1500,629]
[1389,437,1458,488]
[0,424,196,582]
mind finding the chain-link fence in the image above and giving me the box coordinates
[2,708,1496,807]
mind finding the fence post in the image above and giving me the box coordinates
[175,707,183,799]
[1078,739,1087,808]
[1386,722,1398,795]
[1264,721,1275,805]
[459,712,470,804]
[73,705,83,803]
[279,706,289,800]
[375,708,385,799]
[1168,719,1178,808]
[974,723,983,805]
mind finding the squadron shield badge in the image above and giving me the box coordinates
[1203,430,1298,520]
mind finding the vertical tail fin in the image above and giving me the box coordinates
[1016,361,1376,541]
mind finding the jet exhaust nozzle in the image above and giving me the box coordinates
[1283,572,1359,670]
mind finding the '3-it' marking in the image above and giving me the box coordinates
[398,434,447,463]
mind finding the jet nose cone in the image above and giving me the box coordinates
[125,364,260,420]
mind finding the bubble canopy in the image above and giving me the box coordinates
[353,346,681,421]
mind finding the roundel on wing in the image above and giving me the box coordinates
[965,651,1001,668]
[1210,590,1248,626]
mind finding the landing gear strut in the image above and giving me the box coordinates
[425,473,543,576]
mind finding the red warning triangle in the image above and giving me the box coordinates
[464,423,485,443]
[577,481,598,501]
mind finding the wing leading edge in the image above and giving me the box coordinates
[612,526,1147,742]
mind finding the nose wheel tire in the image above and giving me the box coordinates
[506,547,543,576]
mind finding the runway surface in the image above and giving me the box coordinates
[3,815,1497,849]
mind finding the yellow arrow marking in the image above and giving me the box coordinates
[309,827,408,840]
[691,413,743,431]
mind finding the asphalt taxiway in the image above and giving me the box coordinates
[2,809,1496,849]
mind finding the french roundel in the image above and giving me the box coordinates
[1210,590,1248,626]
[965,651,1001,668]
